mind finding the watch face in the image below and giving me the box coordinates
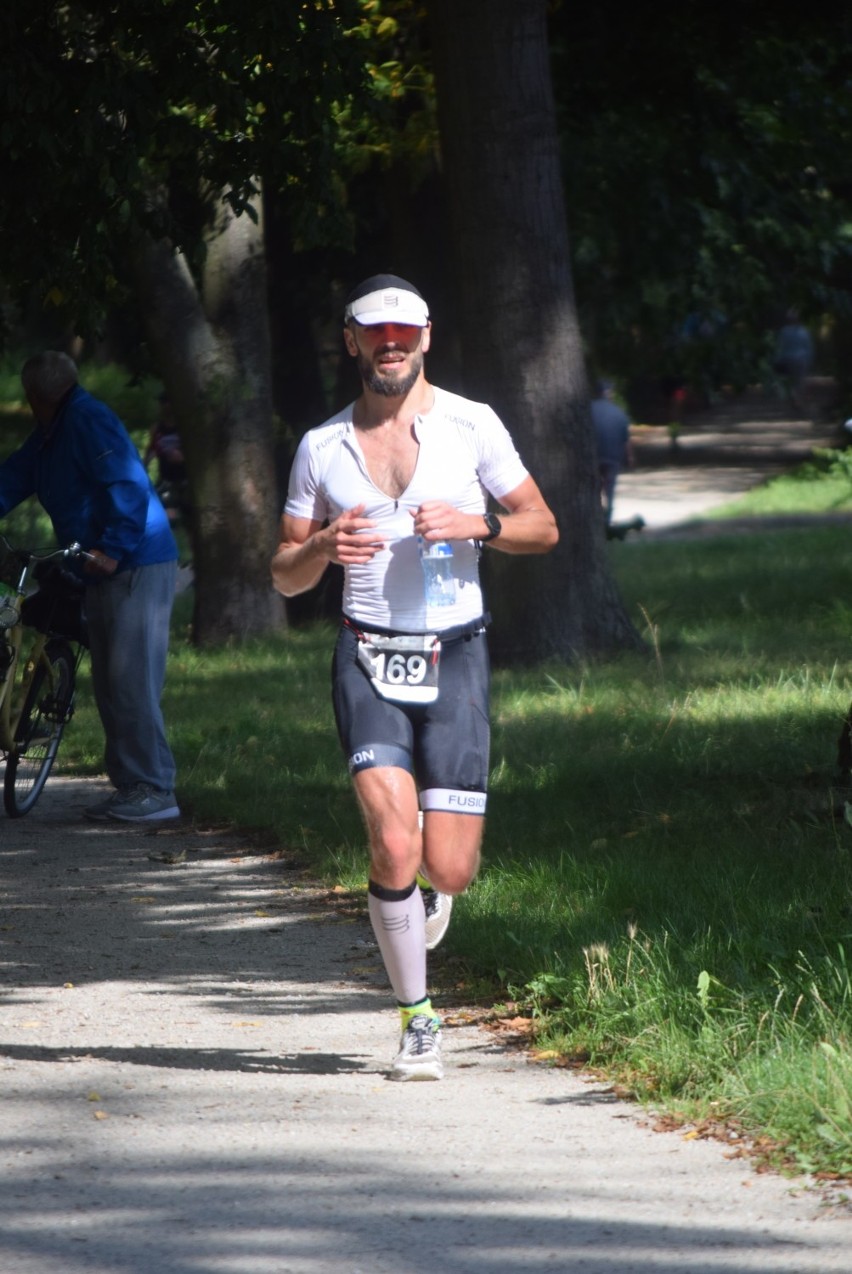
[484,512,501,540]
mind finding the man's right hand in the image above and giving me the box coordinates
[272,504,384,598]
[84,549,118,576]
[322,503,385,565]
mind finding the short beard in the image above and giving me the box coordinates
[359,349,423,398]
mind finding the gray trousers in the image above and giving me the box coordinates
[85,560,177,793]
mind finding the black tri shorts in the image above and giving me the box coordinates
[331,618,491,814]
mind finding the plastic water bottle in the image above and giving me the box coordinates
[419,538,456,607]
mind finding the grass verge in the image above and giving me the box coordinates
[47,466,852,1181]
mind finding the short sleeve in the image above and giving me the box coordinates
[284,433,331,523]
[474,405,530,500]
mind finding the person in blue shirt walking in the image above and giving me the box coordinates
[773,310,814,415]
[590,379,634,525]
[0,351,181,822]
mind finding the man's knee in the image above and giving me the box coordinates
[421,808,484,894]
[426,850,481,896]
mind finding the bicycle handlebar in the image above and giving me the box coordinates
[60,542,99,564]
[0,535,98,567]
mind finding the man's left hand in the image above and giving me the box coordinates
[411,501,480,543]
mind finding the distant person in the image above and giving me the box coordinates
[0,352,181,823]
[590,379,634,525]
[144,393,191,526]
[774,310,814,414]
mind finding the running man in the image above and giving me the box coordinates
[271,274,558,1079]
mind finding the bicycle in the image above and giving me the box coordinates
[0,536,94,817]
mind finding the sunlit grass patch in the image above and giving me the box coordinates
[50,468,852,1178]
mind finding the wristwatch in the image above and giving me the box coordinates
[480,511,502,543]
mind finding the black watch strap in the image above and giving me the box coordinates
[481,512,502,542]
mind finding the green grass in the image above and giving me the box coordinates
[31,451,852,1180]
[710,446,852,519]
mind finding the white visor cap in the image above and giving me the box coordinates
[345,285,429,328]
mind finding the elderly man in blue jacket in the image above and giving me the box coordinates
[0,351,180,822]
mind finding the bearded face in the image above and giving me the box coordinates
[346,322,428,398]
[358,346,425,398]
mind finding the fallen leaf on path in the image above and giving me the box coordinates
[491,1015,534,1035]
[147,849,187,864]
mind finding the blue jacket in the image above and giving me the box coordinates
[0,385,178,571]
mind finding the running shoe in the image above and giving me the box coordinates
[106,783,180,822]
[422,885,453,951]
[84,787,134,822]
[391,1014,443,1081]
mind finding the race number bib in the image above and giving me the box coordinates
[356,632,441,704]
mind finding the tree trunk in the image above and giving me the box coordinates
[428,0,642,662]
[132,192,285,645]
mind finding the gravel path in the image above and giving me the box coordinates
[1,777,850,1274]
[612,387,845,532]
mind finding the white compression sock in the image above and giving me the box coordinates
[367,880,427,1006]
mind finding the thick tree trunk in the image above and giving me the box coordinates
[132,193,285,645]
[428,0,642,662]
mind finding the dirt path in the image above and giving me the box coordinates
[612,384,846,532]
[2,777,850,1274]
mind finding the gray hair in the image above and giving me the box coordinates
[21,351,79,404]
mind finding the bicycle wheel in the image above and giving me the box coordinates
[4,639,76,817]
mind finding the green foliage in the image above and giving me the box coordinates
[5,0,850,399]
[0,0,369,330]
[550,4,852,385]
[340,2,437,182]
[0,352,162,435]
[340,3,852,395]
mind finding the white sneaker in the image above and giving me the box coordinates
[422,885,453,951]
[391,1015,443,1081]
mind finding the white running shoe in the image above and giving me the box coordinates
[391,1015,443,1081]
[422,885,453,951]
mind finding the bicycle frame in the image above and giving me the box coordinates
[0,540,89,758]
[0,623,49,756]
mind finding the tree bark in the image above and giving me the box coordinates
[428,0,642,662]
[132,191,285,645]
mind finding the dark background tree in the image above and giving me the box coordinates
[428,0,641,661]
[337,2,852,414]
[548,1,852,415]
[0,0,367,643]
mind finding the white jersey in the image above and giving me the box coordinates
[284,385,529,632]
